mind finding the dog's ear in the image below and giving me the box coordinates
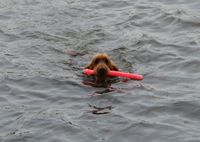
[85,62,94,69]
[85,58,96,69]
[85,64,93,69]
[85,54,100,69]
[109,61,118,71]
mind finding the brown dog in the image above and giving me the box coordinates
[85,53,118,84]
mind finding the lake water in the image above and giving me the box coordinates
[0,0,200,142]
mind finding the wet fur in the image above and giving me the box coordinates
[85,53,118,84]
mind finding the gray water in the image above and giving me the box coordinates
[1,0,200,142]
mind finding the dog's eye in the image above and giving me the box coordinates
[105,59,109,64]
[94,59,99,64]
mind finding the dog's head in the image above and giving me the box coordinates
[85,53,118,84]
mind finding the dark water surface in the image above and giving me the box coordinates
[1,0,200,142]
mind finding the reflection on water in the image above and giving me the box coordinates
[0,0,200,141]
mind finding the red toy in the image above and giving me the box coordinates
[83,69,143,80]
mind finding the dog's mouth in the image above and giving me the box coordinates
[95,64,110,78]
[83,65,119,87]
[97,68,108,76]
[94,64,110,84]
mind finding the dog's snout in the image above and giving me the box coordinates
[98,68,107,75]
[97,68,108,76]
[95,63,109,78]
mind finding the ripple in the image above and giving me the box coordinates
[0,0,200,141]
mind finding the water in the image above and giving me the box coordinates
[0,0,200,142]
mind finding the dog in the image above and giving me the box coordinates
[85,53,118,84]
